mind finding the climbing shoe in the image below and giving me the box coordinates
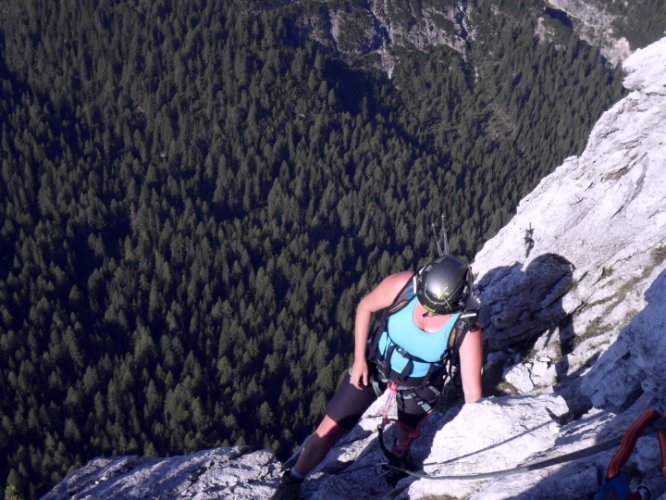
[271,469,303,500]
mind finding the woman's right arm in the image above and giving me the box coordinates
[458,324,483,404]
[350,271,414,389]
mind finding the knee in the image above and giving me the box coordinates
[315,415,347,442]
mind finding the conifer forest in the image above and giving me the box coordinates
[1,0,665,496]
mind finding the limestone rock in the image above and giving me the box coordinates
[472,36,666,415]
[42,447,280,500]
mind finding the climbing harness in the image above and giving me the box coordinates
[375,309,462,386]
[376,383,431,464]
[373,342,463,469]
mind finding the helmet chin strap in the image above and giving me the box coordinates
[420,303,439,317]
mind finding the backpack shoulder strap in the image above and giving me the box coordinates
[447,292,480,351]
[443,304,480,384]
[367,273,417,361]
[387,273,418,315]
[375,272,417,330]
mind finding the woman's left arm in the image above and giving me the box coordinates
[458,325,483,404]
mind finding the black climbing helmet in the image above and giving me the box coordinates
[416,255,472,314]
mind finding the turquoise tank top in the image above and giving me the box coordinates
[377,298,460,378]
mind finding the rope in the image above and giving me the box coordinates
[379,417,666,481]
[376,383,402,464]
[382,383,399,426]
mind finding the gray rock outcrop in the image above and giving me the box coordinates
[296,1,469,76]
[543,0,632,65]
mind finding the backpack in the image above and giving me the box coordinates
[367,273,480,388]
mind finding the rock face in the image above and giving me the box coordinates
[473,34,666,416]
[298,0,638,77]
[44,38,666,499]
[42,448,280,500]
[296,1,469,76]
[543,0,632,65]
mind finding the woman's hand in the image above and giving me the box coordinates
[350,359,369,389]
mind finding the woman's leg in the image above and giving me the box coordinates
[394,382,442,456]
[293,373,379,476]
[292,415,347,476]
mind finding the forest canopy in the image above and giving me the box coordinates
[1,0,652,496]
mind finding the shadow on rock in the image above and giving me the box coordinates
[476,253,590,415]
[513,269,666,499]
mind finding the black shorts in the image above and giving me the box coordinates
[325,366,444,431]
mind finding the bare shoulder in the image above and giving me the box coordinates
[375,271,414,299]
[376,270,414,295]
[359,270,414,312]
